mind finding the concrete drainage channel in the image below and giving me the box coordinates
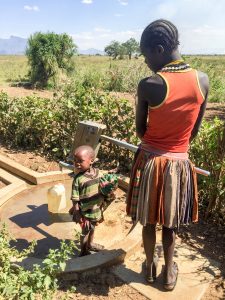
[0,153,142,276]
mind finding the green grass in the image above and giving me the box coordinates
[185,56,225,102]
[0,55,28,85]
[0,54,224,102]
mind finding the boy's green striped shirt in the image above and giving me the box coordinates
[71,168,104,221]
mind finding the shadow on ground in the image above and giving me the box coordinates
[9,204,80,258]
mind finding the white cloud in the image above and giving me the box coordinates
[70,0,225,53]
[24,5,39,11]
[72,32,94,41]
[147,0,225,54]
[180,24,225,54]
[116,30,138,37]
[118,0,128,6]
[99,33,111,38]
[157,3,177,18]
[71,28,141,50]
[94,27,111,33]
[81,0,93,4]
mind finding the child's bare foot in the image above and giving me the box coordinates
[88,242,104,252]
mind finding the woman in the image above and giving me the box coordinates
[126,19,209,291]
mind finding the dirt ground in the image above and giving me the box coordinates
[56,268,148,300]
[204,102,225,120]
[0,86,224,299]
[0,85,54,99]
[0,145,60,173]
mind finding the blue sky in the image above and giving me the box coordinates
[0,0,225,54]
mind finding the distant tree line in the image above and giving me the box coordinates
[104,38,140,60]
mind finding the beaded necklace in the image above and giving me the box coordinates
[159,59,191,73]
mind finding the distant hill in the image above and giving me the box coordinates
[0,36,27,54]
[0,36,105,56]
[78,48,105,55]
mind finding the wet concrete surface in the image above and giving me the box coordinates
[0,179,130,258]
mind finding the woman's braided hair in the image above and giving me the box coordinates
[140,19,180,53]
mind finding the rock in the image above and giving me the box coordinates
[30,163,39,171]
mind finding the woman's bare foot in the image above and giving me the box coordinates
[163,262,178,291]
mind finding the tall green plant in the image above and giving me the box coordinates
[26,32,77,87]
[190,119,225,219]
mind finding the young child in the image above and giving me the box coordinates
[69,145,117,256]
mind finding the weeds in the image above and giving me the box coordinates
[190,118,225,221]
[0,224,78,300]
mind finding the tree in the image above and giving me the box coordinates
[26,32,77,87]
[122,38,139,59]
[104,41,121,59]
[105,38,140,60]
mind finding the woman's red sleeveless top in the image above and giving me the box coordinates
[142,69,205,153]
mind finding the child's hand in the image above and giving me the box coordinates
[69,206,75,215]
[72,209,82,223]
[69,203,82,223]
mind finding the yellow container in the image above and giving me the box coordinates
[47,183,67,213]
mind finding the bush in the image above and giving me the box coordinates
[26,32,77,88]
[0,87,137,164]
[190,119,225,220]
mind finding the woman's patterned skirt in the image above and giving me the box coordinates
[126,147,198,229]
